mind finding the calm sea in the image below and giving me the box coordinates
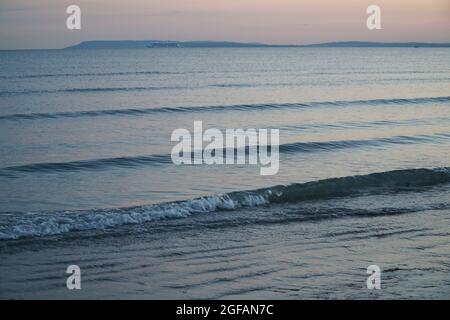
[0,48,449,298]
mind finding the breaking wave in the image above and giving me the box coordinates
[1,167,449,240]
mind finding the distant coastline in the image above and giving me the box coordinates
[64,40,450,50]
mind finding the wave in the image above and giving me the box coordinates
[1,167,449,240]
[280,116,450,131]
[209,84,257,88]
[1,72,449,96]
[1,69,448,80]
[1,133,449,177]
[279,133,450,153]
[0,86,184,97]
[0,96,449,121]
[0,154,173,176]
[0,71,177,80]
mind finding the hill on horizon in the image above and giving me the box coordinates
[65,40,450,49]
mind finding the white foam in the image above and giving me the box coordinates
[0,193,268,240]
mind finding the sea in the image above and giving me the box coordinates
[0,47,449,299]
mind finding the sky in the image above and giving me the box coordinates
[0,0,449,49]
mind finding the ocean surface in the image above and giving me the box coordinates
[0,48,449,299]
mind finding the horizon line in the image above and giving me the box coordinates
[2,39,450,51]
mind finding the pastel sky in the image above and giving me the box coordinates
[0,0,449,49]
